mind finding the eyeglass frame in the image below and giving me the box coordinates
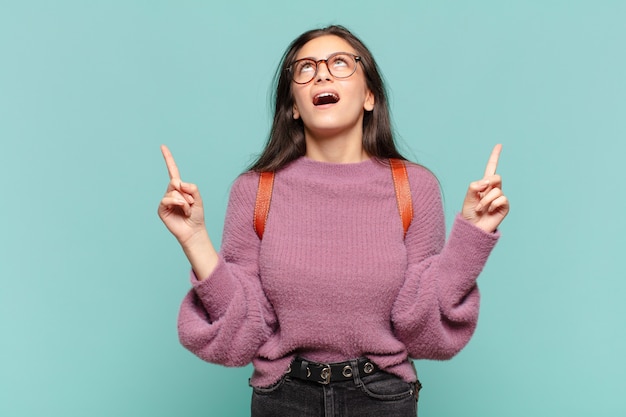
[287,52,363,85]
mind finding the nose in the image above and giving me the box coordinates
[315,60,332,82]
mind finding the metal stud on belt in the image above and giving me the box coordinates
[320,366,331,384]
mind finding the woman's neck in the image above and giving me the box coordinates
[303,127,369,163]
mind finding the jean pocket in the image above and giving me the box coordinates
[359,372,416,401]
[251,376,288,395]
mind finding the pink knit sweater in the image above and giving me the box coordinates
[177,157,499,387]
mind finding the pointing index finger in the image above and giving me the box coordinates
[484,144,502,178]
[161,144,181,180]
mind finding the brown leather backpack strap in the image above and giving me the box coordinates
[389,158,413,238]
[254,171,275,240]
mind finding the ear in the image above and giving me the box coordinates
[364,89,375,111]
[293,103,300,119]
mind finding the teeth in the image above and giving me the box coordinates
[313,93,339,106]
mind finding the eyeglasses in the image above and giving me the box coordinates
[287,52,362,84]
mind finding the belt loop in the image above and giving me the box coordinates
[300,359,310,379]
[351,358,363,386]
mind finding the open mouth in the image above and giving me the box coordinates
[313,92,340,106]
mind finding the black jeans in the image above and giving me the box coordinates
[251,362,419,417]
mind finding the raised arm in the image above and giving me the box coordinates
[157,145,218,280]
[392,146,506,359]
[174,171,278,367]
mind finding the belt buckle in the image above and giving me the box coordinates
[319,365,331,385]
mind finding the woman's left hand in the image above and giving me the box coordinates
[462,144,510,233]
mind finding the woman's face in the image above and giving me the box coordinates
[290,35,374,143]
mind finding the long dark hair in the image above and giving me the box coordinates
[249,25,405,172]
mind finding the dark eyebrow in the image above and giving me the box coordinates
[294,52,354,61]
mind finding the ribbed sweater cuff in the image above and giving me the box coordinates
[189,256,236,318]
[446,214,500,275]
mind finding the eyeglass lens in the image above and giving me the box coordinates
[291,53,358,84]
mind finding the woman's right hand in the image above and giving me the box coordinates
[158,145,219,280]
[158,145,206,246]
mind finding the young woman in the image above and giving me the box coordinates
[158,25,509,417]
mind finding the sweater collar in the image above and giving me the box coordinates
[281,156,387,185]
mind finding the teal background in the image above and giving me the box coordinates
[1,0,625,416]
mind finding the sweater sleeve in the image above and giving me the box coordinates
[391,165,499,360]
[177,172,277,367]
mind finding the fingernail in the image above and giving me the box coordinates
[476,203,483,212]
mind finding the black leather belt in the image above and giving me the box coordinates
[286,357,379,385]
